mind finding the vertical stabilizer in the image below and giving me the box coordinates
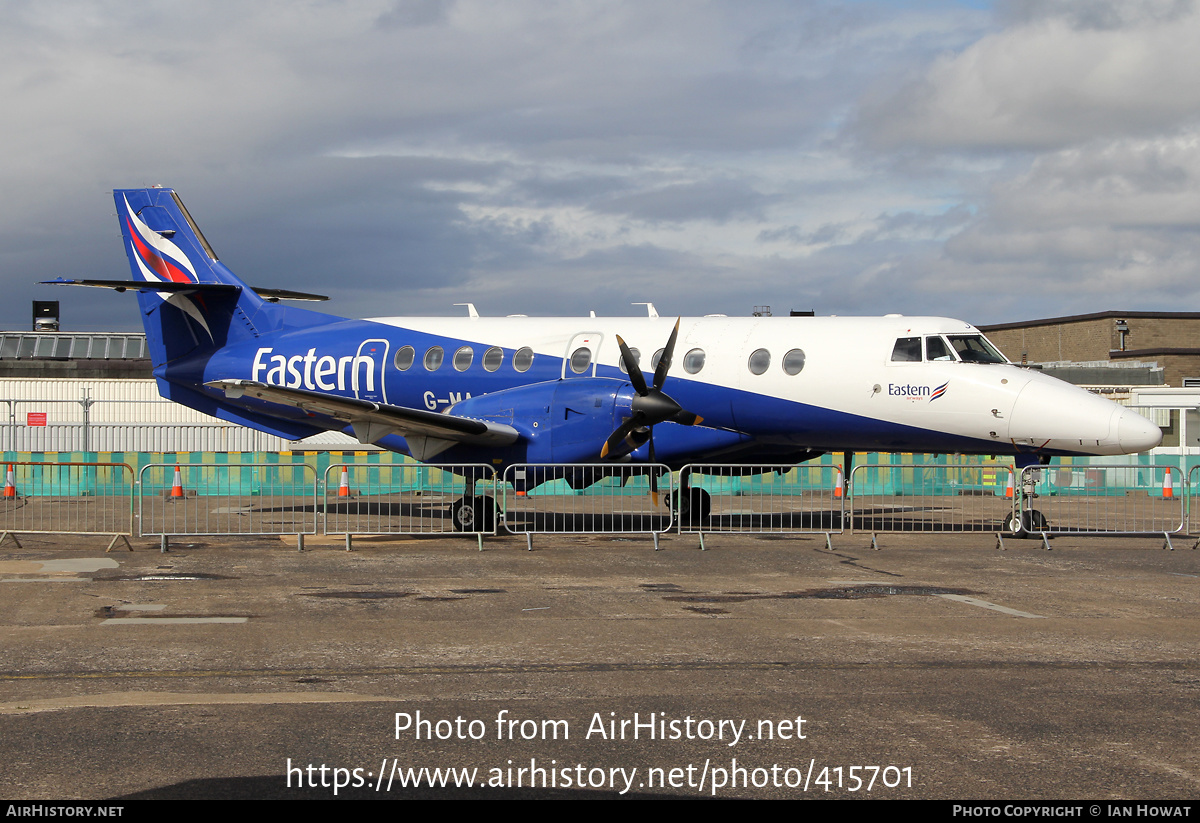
[114,187,278,366]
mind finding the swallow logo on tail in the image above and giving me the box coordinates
[123,196,213,338]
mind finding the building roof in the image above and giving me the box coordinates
[978,311,1200,332]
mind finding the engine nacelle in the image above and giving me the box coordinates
[449,378,637,464]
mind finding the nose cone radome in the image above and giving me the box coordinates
[1118,407,1163,453]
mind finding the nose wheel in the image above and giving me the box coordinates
[1006,508,1049,539]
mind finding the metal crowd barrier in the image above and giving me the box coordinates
[1017,464,1184,549]
[0,461,135,551]
[1189,465,1200,542]
[849,463,1017,548]
[323,463,498,550]
[501,463,674,550]
[138,463,318,551]
[676,464,845,549]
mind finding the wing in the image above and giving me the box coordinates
[205,379,519,460]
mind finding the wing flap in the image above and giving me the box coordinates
[205,379,520,449]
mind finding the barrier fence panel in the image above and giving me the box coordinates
[1189,465,1200,538]
[849,463,1017,544]
[0,461,134,550]
[1018,464,1184,544]
[676,464,845,549]
[138,463,317,546]
[502,464,674,549]
[323,463,497,548]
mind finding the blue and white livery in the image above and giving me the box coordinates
[46,187,1162,522]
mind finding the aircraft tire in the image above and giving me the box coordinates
[1006,509,1049,540]
[450,495,496,533]
[672,487,712,527]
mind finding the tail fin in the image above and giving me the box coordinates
[115,187,278,366]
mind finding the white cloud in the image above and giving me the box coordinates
[855,3,1200,151]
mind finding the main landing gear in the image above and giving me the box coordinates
[670,472,712,527]
[450,495,497,532]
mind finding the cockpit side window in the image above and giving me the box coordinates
[891,337,922,362]
[926,336,955,361]
[946,334,1007,364]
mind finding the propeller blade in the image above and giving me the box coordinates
[601,416,640,459]
[653,318,680,390]
[601,415,652,459]
[616,334,648,396]
[601,318,701,471]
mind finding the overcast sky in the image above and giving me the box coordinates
[3,0,1199,332]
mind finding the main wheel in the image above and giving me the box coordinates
[450,495,496,532]
[672,487,712,526]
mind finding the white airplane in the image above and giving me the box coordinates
[46,187,1163,530]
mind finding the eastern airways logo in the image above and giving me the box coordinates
[889,381,949,402]
[122,195,213,338]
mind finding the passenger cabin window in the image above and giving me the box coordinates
[650,349,665,370]
[891,337,922,362]
[926,336,954,361]
[782,349,805,375]
[570,347,592,374]
[748,348,770,375]
[947,335,1007,364]
[453,346,473,371]
[483,346,504,372]
[423,346,444,371]
[394,346,415,371]
[513,347,534,372]
[683,348,705,374]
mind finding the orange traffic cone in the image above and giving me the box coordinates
[1004,474,1014,499]
[1163,471,1174,499]
[337,467,353,497]
[3,464,17,499]
[169,467,185,499]
[833,469,843,498]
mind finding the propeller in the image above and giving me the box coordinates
[601,319,703,505]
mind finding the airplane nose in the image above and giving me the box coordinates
[1117,407,1163,453]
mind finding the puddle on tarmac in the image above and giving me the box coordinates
[664,585,976,604]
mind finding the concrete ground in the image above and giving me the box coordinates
[0,528,1197,799]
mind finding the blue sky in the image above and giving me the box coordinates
[3,0,1198,331]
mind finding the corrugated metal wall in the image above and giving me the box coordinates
[0,378,362,452]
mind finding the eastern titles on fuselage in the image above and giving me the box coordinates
[251,346,378,394]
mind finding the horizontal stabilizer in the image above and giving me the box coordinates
[42,278,328,301]
[205,380,521,451]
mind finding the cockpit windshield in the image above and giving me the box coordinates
[946,334,1007,364]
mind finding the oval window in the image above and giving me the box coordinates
[394,345,415,371]
[453,346,473,371]
[682,348,705,374]
[570,347,592,374]
[423,346,444,371]
[483,346,504,372]
[782,348,806,375]
[650,348,665,370]
[618,347,641,374]
[513,347,534,373]
[748,348,770,375]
